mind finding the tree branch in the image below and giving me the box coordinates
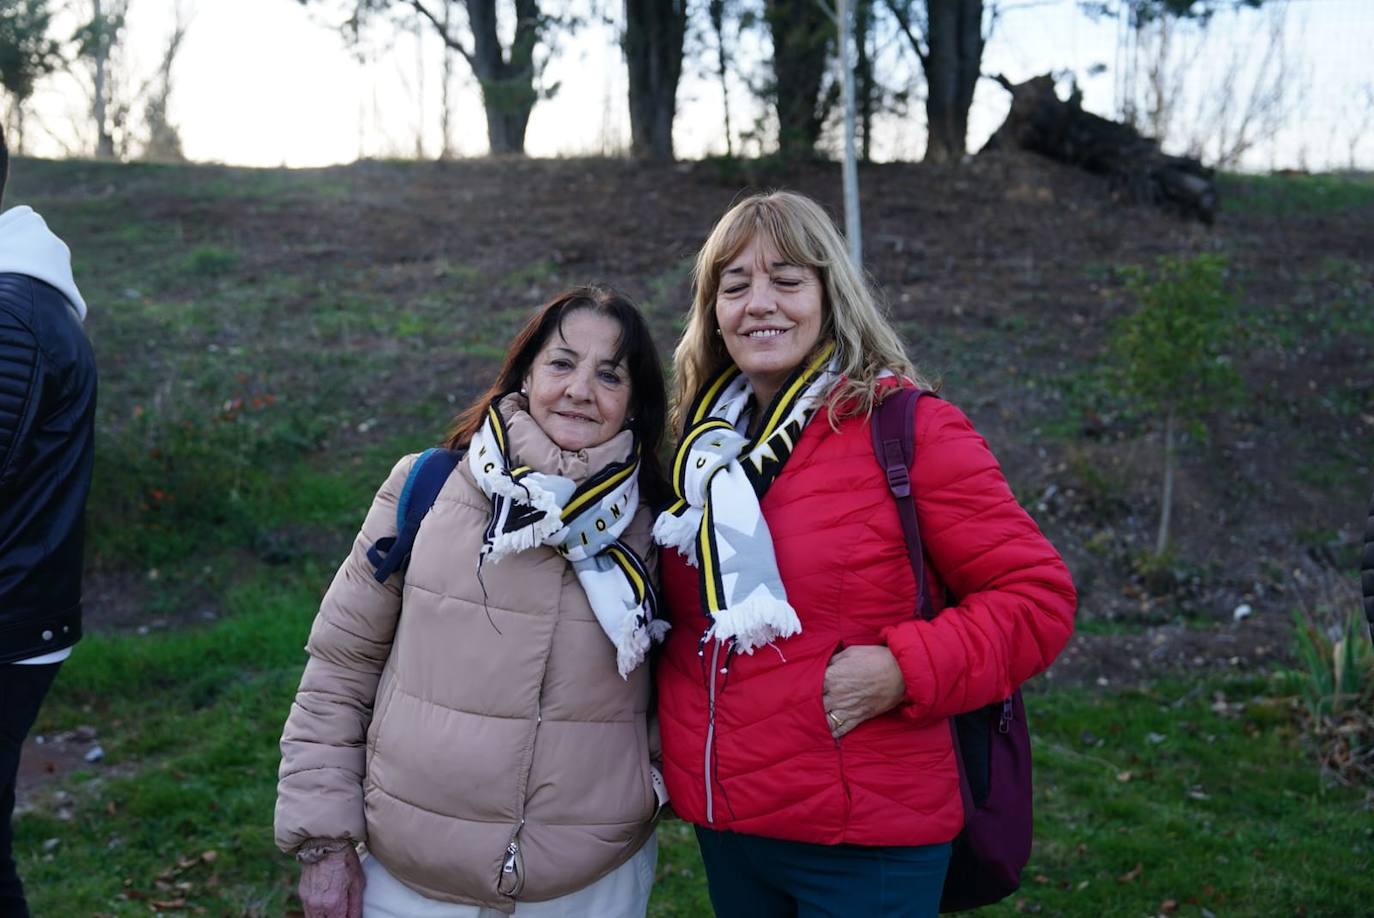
[881,0,928,69]
[404,0,475,69]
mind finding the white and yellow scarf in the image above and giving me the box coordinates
[654,343,838,654]
[469,403,667,677]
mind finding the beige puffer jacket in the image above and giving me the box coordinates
[275,404,659,912]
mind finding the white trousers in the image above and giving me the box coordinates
[361,833,657,918]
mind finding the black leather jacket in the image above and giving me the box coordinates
[0,273,97,663]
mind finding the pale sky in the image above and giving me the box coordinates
[17,0,1374,171]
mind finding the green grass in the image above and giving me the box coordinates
[18,604,1372,917]
[1220,172,1374,216]
[990,679,1374,916]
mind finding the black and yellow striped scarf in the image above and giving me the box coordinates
[653,344,837,653]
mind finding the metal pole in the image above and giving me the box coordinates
[838,0,862,267]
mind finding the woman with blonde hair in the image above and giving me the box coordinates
[653,191,1076,916]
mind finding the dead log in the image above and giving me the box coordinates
[982,73,1218,224]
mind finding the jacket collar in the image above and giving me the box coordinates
[496,393,635,483]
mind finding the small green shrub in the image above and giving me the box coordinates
[1285,569,1374,787]
[1106,254,1245,555]
[184,244,237,277]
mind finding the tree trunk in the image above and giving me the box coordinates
[1156,406,1176,556]
[766,0,833,159]
[439,1,455,159]
[709,0,733,157]
[923,0,982,163]
[466,0,539,155]
[983,73,1218,223]
[92,0,115,160]
[854,0,875,162]
[624,0,686,161]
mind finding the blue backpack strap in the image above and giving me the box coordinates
[366,447,465,583]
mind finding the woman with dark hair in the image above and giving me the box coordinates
[275,285,670,917]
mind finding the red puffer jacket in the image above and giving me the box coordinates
[656,391,1076,846]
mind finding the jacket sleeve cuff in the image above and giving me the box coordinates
[880,619,939,720]
[293,838,353,864]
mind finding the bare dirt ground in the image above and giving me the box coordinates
[44,152,1374,684]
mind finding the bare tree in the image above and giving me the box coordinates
[1110,0,1300,168]
[767,0,835,159]
[707,0,734,156]
[1182,2,1299,168]
[141,3,191,162]
[624,0,686,160]
[884,0,991,163]
[72,0,130,159]
[438,0,456,158]
[306,0,558,155]
[852,0,876,161]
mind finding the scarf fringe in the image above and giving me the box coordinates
[652,510,701,565]
[483,474,565,561]
[612,613,673,680]
[707,595,802,655]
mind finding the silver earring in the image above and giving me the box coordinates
[519,387,527,396]
[714,328,722,337]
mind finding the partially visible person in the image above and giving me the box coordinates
[0,125,98,917]
[654,191,1076,917]
[276,285,670,918]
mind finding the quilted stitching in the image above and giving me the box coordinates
[658,394,1076,844]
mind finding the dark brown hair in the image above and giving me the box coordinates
[444,285,669,505]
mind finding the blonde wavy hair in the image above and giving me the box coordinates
[671,190,925,433]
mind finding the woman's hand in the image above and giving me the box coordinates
[822,645,907,739]
[299,847,364,918]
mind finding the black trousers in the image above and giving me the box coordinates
[0,663,61,918]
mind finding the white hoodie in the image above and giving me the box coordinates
[1,205,86,665]
[0,205,88,323]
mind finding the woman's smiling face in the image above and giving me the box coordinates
[714,235,824,406]
[523,309,632,452]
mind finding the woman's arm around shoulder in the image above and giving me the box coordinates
[274,454,419,855]
[880,398,1077,720]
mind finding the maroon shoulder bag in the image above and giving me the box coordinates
[871,387,1034,913]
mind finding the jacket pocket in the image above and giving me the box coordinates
[815,639,843,740]
[816,640,853,815]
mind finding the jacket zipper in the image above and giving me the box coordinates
[704,637,721,824]
[501,637,550,895]
[998,697,1014,734]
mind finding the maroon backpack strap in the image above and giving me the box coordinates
[871,386,937,621]
[872,386,983,828]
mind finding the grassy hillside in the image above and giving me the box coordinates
[7,155,1372,915]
